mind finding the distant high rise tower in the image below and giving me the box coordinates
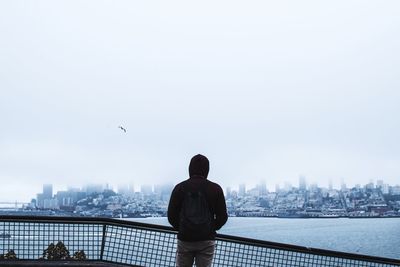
[341,181,347,191]
[275,184,280,193]
[365,181,374,190]
[299,176,306,191]
[258,181,267,195]
[382,184,390,194]
[43,184,53,199]
[226,187,232,199]
[238,184,246,197]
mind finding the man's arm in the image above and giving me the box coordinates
[167,185,181,229]
[214,185,228,230]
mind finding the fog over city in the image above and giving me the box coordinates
[1,1,400,202]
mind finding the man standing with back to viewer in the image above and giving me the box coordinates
[168,154,228,267]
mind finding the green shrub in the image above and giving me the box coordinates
[42,241,70,260]
[41,241,86,260]
[0,250,18,259]
[72,250,87,260]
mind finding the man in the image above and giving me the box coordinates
[168,154,228,267]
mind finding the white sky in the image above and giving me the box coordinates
[1,1,400,202]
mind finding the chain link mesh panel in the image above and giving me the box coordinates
[0,220,102,260]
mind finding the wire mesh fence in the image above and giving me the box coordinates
[0,220,102,260]
[1,216,399,267]
[103,224,177,266]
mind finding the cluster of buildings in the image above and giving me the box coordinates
[24,183,174,217]
[226,179,400,218]
[6,179,400,218]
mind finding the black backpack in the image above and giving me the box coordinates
[179,183,213,240]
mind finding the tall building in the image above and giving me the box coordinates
[153,183,174,201]
[309,183,318,192]
[382,184,390,194]
[299,176,306,191]
[341,182,347,191]
[36,193,44,209]
[56,191,71,207]
[37,184,54,209]
[275,184,280,193]
[238,184,246,197]
[340,178,346,191]
[365,182,374,190]
[258,181,267,196]
[377,179,384,189]
[43,184,53,199]
[226,187,232,199]
[43,198,59,210]
[391,185,400,195]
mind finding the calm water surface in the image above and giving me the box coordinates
[128,217,400,259]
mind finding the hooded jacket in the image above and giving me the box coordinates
[167,154,228,241]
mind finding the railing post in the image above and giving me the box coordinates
[100,224,107,261]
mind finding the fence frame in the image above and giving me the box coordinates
[0,215,399,266]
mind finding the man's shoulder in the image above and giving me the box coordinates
[173,178,223,193]
[205,180,223,192]
[172,179,190,191]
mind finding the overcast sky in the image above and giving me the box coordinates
[1,1,400,202]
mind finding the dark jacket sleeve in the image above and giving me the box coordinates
[214,185,228,230]
[167,185,181,230]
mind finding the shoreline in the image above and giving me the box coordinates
[1,210,400,219]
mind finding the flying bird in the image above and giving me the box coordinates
[118,126,127,133]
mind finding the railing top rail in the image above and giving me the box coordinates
[0,215,175,233]
[216,233,400,265]
[1,215,399,266]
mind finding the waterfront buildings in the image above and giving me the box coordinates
[1,180,399,218]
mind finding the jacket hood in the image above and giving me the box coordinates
[189,154,209,178]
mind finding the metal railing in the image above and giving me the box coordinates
[0,215,399,267]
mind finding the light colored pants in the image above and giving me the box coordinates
[176,240,215,267]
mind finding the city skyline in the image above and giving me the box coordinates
[1,178,398,220]
[2,175,400,203]
[2,177,399,203]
